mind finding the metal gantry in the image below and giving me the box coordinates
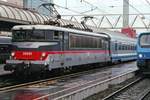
[1,2,150,31]
[61,14,150,30]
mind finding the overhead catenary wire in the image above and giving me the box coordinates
[60,13,150,17]
[80,0,108,13]
[145,0,150,6]
[53,3,88,16]
[124,0,145,17]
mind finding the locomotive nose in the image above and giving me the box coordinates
[12,51,48,61]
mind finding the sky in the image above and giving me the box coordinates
[40,0,150,32]
[53,0,150,15]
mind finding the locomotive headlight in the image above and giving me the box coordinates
[139,54,143,58]
[42,52,46,57]
[11,52,15,57]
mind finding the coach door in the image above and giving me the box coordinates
[103,39,109,61]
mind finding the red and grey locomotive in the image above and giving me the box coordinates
[4,25,111,74]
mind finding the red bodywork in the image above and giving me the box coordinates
[12,50,109,61]
[13,51,48,61]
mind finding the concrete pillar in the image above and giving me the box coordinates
[123,0,129,27]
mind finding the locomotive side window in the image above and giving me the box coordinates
[53,31,59,40]
[98,39,102,48]
[69,33,104,49]
[53,31,63,40]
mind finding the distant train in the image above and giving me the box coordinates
[137,32,150,75]
[4,25,136,75]
[0,36,12,64]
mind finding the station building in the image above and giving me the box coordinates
[23,0,53,16]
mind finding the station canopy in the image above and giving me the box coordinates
[0,2,132,40]
[0,2,85,29]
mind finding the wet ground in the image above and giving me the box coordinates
[0,62,138,100]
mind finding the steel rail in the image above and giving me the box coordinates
[0,65,110,93]
[102,77,143,100]
[138,88,150,100]
[34,69,137,100]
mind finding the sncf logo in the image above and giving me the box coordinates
[22,52,32,56]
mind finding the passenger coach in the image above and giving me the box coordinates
[106,31,136,63]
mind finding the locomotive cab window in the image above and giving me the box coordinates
[53,31,63,40]
[140,34,150,48]
[12,30,63,42]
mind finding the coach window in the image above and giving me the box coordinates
[133,45,134,50]
[122,45,124,50]
[132,45,134,50]
[119,45,121,50]
[129,45,131,50]
[125,45,127,50]
[115,43,117,50]
[131,45,133,50]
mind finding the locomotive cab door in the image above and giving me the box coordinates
[59,32,68,51]
[58,32,68,67]
[53,31,66,51]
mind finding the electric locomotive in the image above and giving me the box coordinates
[4,25,111,75]
[137,32,150,74]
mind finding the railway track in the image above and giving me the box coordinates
[0,61,137,100]
[0,62,135,92]
[102,77,150,100]
[0,63,108,89]
[141,90,150,100]
[0,64,111,93]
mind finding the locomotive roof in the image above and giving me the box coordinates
[12,25,136,43]
[12,25,109,38]
[137,32,150,36]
